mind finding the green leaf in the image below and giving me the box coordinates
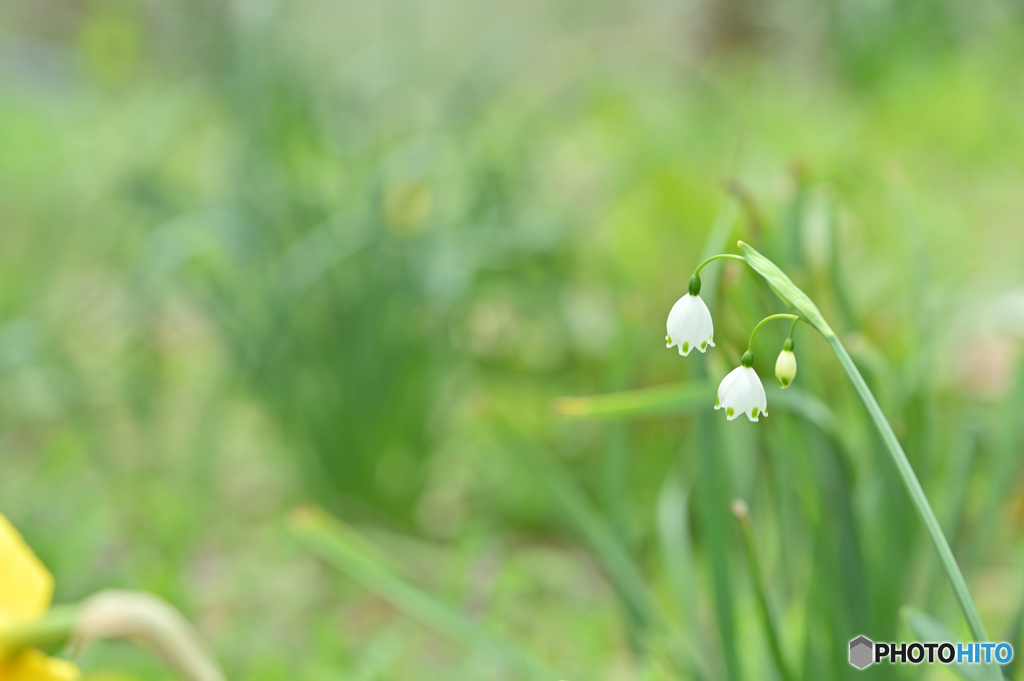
[902,608,1003,681]
[289,506,552,680]
[737,241,834,338]
[502,431,657,629]
[765,385,853,456]
[552,382,709,420]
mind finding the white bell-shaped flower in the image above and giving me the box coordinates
[715,352,768,422]
[775,338,797,388]
[666,276,714,356]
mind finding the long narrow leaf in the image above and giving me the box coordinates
[902,608,1002,681]
[288,506,552,680]
[552,382,709,420]
[501,430,656,629]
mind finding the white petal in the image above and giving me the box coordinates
[692,295,715,350]
[716,366,768,422]
[741,368,768,421]
[666,294,714,356]
[715,366,745,415]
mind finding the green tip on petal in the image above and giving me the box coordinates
[726,407,734,417]
[751,408,758,419]
[701,341,707,350]
[682,341,689,353]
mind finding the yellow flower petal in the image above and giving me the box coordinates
[0,649,80,681]
[0,515,54,626]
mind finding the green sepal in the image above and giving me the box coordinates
[688,274,701,296]
[737,241,834,338]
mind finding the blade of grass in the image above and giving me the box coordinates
[902,608,1002,681]
[655,466,713,678]
[552,382,710,420]
[501,429,656,630]
[830,334,989,642]
[1002,583,1024,681]
[765,385,855,459]
[603,421,630,538]
[656,468,697,627]
[741,240,990,644]
[826,195,856,334]
[696,415,742,681]
[968,358,1024,569]
[288,506,552,680]
[924,425,980,613]
[553,381,851,457]
[731,499,794,681]
[688,197,742,681]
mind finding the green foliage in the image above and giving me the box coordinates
[3,0,1024,679]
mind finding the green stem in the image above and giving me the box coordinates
[747,314,799,352]
[694,253,746,275]
[826,335,989,642]
[732,501,794,681]
[787,317,800,339]
[0,605,79,660]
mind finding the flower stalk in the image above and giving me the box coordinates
[668,238,991,644]
[746,314,799,352]
[734,241,989,643]
[826,334,989,642]
[694,253,747,275]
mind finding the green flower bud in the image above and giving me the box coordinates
[775,345,797,388]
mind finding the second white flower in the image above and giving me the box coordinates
[715,359,768,422]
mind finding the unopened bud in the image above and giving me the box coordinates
[775,344,797,388]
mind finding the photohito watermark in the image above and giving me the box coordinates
[849,636,1013,670]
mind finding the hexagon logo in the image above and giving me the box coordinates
[849,635,874,669]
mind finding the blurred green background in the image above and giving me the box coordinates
[2,0,1024,678]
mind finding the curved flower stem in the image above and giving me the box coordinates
[827,334,990,643]
[694,253,746,276]
[747,314,800,353]
[735,240,988,642]
[787,316,800,340]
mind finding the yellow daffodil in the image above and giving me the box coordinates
[0,514,79,681]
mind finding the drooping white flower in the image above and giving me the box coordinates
[775,338,797,388]
[666,276,714,356]
[715,353,768,422]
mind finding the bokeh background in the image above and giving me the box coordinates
[3,0,1024,679]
